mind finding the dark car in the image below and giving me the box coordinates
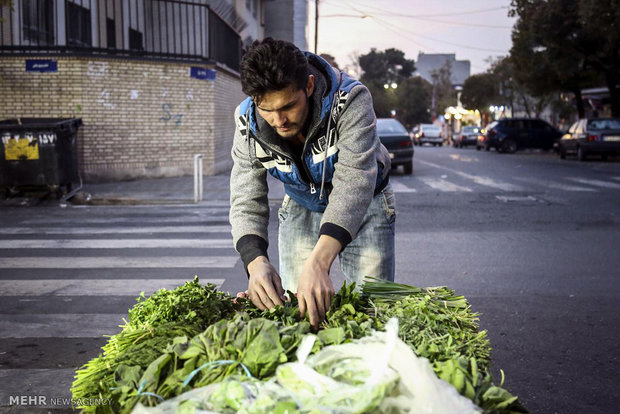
[559,118,620,161]
[376,118,414,174]
[454,126,482,148]
[476,118,562,153]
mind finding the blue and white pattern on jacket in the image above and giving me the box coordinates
[237,53,361,212]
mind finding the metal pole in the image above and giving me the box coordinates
[314,0,318,54]
[194,154,203,203]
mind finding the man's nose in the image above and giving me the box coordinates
[273,111,287,127]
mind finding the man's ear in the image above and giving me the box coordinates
[306,75,315,97]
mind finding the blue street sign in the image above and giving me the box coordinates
[25,60,58,73]
[190,67,216,81]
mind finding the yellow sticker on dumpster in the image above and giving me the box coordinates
[3,136,40,160]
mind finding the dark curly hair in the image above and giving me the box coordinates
[240,37,309,103]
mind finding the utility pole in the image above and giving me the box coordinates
[314,0,319,54]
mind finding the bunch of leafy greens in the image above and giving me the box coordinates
[71,277,239,413]
[72,277,528,414]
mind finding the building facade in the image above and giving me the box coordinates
[415,53,471,88]
[0,0,270,181]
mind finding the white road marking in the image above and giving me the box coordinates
[0,278,224,296]
[390,181,417,193]
[418,177,472,192]
[567,177,620,190]
[514,177,597,192]
[0,256,238,268]
[0,225,231,235]
[22,216,228,225]
[417,160,523,191]
[0,314,126,338]
[0,239,233,249]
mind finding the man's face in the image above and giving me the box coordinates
[255,75,315,140]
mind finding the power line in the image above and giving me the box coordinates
[323,0,509,19]
[368,14,508,53]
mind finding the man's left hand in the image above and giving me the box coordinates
[297,235,341,329]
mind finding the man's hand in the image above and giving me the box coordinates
[297,235,341,329]
[247,256,286,310]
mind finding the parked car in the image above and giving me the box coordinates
[376,118,414,174]
[412,123,443,146]
[558,118,620,161]
[476,118,562,153]
[454,126,482,148]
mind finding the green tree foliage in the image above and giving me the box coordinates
[509,0,619,116]
[357,48,430,126]
[359,48,415,86]
[461,73,498,113]
[396,77,432,128]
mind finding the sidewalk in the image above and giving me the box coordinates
[1,171,286,207]
[81,173,232,205]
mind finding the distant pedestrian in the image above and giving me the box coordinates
[229,38,395,328]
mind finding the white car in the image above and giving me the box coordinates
[412,124,443,146]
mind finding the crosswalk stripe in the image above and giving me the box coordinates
[0,278,224,296]
[0,314,126,338]
[390,181,417,193]
[513,177,596,192]
[22,216,228,225]
[0,225,231,235]
[418,177,472,192]
[567,177,620,189]
[0,239,233,249]
[417,160,523,191]
[0,369,74,405]
[0,256,238,269]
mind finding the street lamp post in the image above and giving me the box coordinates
[314,0,319,54]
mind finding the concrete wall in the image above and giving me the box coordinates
[0,56,244,182]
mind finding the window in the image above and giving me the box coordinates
[129,28,143,50]
[22,0,54,45]
[106,18,116,48]
[67,2,92,47]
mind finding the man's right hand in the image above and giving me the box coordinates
[247,256,286,310]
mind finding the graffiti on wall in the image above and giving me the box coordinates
[97,89,116,109]
[159,103,183,128]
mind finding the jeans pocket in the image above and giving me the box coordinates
[278,195,291,223]
[382,186,396,225]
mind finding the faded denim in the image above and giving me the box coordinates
[278,184,395,292]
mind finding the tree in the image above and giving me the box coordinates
[359,48,415,86]
[461,72,498,112]
[358,48,418,119]
[510,0,619,117]
[430,60,456,119]
[396,77,432,128]
[320,53,339,70]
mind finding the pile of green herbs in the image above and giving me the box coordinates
[71,277,527,414]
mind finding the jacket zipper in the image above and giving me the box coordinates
[249,130,317,190]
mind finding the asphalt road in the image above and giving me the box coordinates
[1,144,619,413]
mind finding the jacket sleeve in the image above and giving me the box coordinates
[229,105,270,271]
[319,85,380,247]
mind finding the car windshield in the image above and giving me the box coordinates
[376,118,407,134]
[587,119,620,130]
[421,125,440,132]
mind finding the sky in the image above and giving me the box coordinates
[311,0,517,76]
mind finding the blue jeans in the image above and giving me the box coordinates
[278,184,395,292]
